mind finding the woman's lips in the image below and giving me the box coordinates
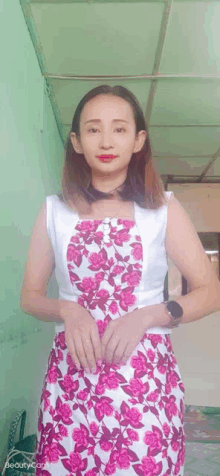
[97,155,118,162]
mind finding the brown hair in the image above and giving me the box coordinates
[59,85,166,214]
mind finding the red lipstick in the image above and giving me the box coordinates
[97,155,118,162]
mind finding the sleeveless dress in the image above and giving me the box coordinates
[35,192,186,476]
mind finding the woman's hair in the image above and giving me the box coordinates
[59,85,166,213]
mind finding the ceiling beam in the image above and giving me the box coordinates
[197,146,220,182]
[144,0,173,124]
[44,73,220,80]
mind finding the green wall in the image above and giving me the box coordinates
[0,0,64,468]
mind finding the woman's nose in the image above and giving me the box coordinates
[99,133,114,147]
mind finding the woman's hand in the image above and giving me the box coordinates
[59,300,102,373]
[101,310,149,366]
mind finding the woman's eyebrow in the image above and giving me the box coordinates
[84,119,129,124]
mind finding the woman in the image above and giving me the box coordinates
[20,85,220,476]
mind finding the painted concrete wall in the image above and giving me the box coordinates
[168,184,220,407]
[0,0,64,468]
[1,0,220,469]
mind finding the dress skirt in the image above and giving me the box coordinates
[35,330,186,476]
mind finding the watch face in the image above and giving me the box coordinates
[166,301,183,318]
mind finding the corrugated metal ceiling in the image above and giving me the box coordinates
[19,0,220,186]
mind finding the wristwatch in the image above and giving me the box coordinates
[163,300,183,328]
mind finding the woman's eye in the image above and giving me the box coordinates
[88,128,126,133]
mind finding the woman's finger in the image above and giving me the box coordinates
[73,331,91,371]
[101,322,114,359]
[90,324,103,365]
[65,332,81,370]
[112,340,127,365]
[105,334,121,364]
[82,333,97,372]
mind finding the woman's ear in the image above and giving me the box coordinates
[133,130,147,153]
[70,132,83,154]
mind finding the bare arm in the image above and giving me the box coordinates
[137,194,220,328]
[20,201,78,322]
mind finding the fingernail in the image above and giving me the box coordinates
[97,360,102,366]
[92,367,97,374]
[85,367,90,373]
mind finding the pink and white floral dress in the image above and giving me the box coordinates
[35,193,185,476]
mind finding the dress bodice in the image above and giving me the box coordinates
[46,192,173,334]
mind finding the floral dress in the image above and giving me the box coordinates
[35,216,185,476]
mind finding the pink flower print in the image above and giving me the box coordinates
[171,440,180,452]
[96,319,107,336]
[58,349,63,361]
[107,257,114,267]
[164,395,178,421]
[147,390,160,402]
[68,266,80,285]
[167,370,179,388]
[112,265,124,276]
[162,422,170,438]
[47,365,59,384]
[128,378,146,397]
[100,440,113,452]
[80,276,98,293]
[112,448,131,469]
[178,446,186,466]
[55,331,67,350]
[121,219,135,229]
[95,383,105,395]
[63,374,77,393]
[72,426,89,447]
[119,290,137,311]
[70,235,80,243]
[131,353,147,373]
[49,406,55,417]
[78,220,100,231]
[58,424,68,438]
[124,406,142,428]
[85,470,97,476]
[143,428,163,455]
[94,397,114,420]
[66,352,76,369]
[95,271,105,282]
[68,451,87,472]
[77,389,89,400]
[87,399,93,410]
[43,442,60,463]
[109,301,119,315]
[147,348,155,362]
[115,411,121,422]
[157,360,167,375]
[101,372,120,390]
[41,390,51,412]
[123,270,141,287]
[83,248,89,258]
[140,455,162,476]
[89,421,99,436]
[165,384,171,395]
[97,289,109,299]
[174,461,181,476]
[114,229,130,246]
[67,244,82,267]
[57,402,72,424]
[89,249,107,271]
[148,334,163,347]
[127,429,139,441]
[131,243,143,261]
[104,462,116,475]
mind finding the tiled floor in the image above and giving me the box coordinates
[185,442,220,475]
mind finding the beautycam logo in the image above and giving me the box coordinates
[4,461,49,470]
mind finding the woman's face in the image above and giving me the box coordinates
[70,94,146,178]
